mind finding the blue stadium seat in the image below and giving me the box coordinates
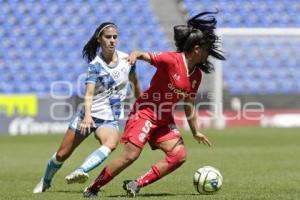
[183,0,300,27]
[0,82,15,94]
[1,0,172,95]
[1,1,299,95]
[16,83,31,94]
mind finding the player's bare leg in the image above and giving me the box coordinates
[153,138,186,176]
[33,129,85,193]
[83,142,142,197]
[123,138,186,197]
[66,127,119,184]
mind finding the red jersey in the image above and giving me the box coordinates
[133,52,202,125]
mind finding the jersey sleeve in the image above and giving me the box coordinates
[85,63,99,84]
[149,52,175,69]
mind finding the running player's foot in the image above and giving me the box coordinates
[33,179,51,193]
[65,169,89,184]
[123,180,140,197]
[83,187,98,198]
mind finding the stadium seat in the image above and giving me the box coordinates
[1,1,299,95]
[0,1,171,95]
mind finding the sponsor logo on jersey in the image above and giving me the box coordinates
[167,83,188,97]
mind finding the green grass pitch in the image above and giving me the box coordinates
[0,128,299,200]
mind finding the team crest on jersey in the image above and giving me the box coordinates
[112,71,120,79]
[173,73,180,81]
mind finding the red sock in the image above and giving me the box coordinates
[136,165,161,187]
[89,167,112,191]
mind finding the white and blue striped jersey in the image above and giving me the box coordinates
[84,50,133,120]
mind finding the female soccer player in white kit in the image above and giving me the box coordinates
[33,22,140,193]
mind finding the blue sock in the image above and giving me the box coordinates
[79,146,111,173]
[43,153,63,184]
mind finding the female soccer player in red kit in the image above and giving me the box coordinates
[83,11,225,198]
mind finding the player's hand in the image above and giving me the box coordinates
[193,131,212,147]
[80,116,96,136]
[126,51,139,66]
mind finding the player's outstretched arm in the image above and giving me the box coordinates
[80,83,96,135]
[184,96,211,147]
[129,71,141,98]
[126,50,151,65]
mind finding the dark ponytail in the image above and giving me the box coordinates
[174,11,225,73]
[82,22,117,62]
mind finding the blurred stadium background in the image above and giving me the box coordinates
[1,0,300,134]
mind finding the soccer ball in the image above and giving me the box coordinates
[193,166,223,194]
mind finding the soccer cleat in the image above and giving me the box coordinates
[83,187,98,198]
[33,179,51,193]
[65,169,89,184]
[123,180,140,197]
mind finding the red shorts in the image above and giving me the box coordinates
[121,112,182,150]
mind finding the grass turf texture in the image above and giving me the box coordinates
[0,128,299,200]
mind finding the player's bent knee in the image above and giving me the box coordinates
[165,145,187,170]
[101,135,120,151]
[109,145,117,152]
[123,154,138,164]
[104,142,118,151]
[122,151,139,165]
[174,145,187,165]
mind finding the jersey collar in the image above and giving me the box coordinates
[100,51,119,68]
